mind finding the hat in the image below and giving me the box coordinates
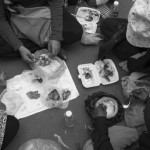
[126,0,150,48]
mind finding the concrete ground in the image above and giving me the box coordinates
[0,0,137,150]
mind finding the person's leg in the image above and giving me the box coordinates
[62,7,83,45]
[100,18,143,60]
[100,18,127,40]
[113,41,143,60]
[1,116,19,150]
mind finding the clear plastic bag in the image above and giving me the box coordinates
[121,72,150,98]
[30,49,66,80]
[19,139,63,150]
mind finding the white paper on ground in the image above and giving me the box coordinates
[2,63,79,119]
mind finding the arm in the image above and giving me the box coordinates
[0,0,23,51]
[92,117,113,150]
[48,0,63,41]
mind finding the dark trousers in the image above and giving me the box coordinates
[100,18,145,60]
[0,7,83,56]
[1,116,19,150]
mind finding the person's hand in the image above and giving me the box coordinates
[18,46,35,63]
[98,40,115,60]
[130,88,149,103]
[92,104,107,118]
[48,40,61,56]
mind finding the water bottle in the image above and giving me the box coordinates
[64,110,76,128]
[111,1,119,17]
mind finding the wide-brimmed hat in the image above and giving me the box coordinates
[126,0,150,48]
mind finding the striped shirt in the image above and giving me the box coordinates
[0,0,63,51]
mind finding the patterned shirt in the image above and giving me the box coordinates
[0,110,7,150]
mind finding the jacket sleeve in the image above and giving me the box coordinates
[92,117,113,150]
[0,0,23,51]
[48,0,63,41]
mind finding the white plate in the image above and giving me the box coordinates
[95,97,118,119]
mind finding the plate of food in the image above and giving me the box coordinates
[78,64,100,88]
[42,87,71,108]
[95,97,118,118]
[95,59,119,85]
[30,49,66,80]
[85,91,124,126]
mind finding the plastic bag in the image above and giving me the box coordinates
[19,139,64,150]
[1,89,23,115]
[41,86,71,109]
[81,32,103,45]
[30,49,66,80]
[121,72,150,98]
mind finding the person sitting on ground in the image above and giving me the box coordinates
[0,0,83,63]
[98,0,150,74]
[91,88,150,150]
[0,102,19,150]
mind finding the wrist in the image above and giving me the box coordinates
[18,45,24,52]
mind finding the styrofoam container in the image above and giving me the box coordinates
[78,59,119,88]
[76,7,100,24]
[78,63,101,88]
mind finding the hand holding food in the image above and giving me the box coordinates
[18,46,35,63]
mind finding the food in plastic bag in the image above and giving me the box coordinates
[121,73,150,98]
[21,70,44,85]
[42,87,71,108]
[30,49,66,80]
[1,90,23,115]
[19,139,63,150]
